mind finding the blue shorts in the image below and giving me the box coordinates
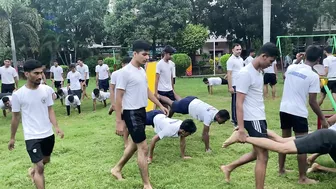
[146,110,164,126]
[158,90,176,101]
[172,96,197,114]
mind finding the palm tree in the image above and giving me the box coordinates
[0,0,42,69]
[263,0,271,44]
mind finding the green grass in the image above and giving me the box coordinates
[0,77,335,189]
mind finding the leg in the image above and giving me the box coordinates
[158,95,174,107]
[307,163,336,173]
[307,153,321,165]
[254,146,268,189]
[136,140,152,189]
[111,141,137,180]
[123,127,129,149]
[173,91,182,101]
[32,161,45,189]
[271,85,276,100]
[231,87,237,125]
[278,129,292,175]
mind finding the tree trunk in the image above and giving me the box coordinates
[152,38,156,59]
[263,0,271,44]
[9,20,18,72]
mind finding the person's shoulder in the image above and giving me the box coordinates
[13,86,26,96]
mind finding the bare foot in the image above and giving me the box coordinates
[307,163,320,173]
[220,165,231,183]
[111,168,124,181]
[28,167,34,182]
[222,131,239,148]
[298,177,318,184]
[278,169,294,176]
[143,185,153,189]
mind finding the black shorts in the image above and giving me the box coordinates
[321,80,336,94]
[54,81,62,89]
[294,129,336,163]
[244,120,268,138]
[98,79,109,91]
[158,90,176,101]
[25,135,55,163]
[172,96,197,114]
[1,83,15,93]
[146,110,164,126]
[264,73,277,86]
[221,78,228,85]
[68,89,82,100]
[280,112,308,133]
[123,108,147,143]
[79,79,89,87]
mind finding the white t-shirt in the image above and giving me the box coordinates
[66,71,81,90]
[59,87,68,99]
[0,95,12,110]
[95,64,110,80]
[116,63,148,110]
[65,95,81,107]
[207,77,222,86]
[170,61,176,78]
[153,114,181,139]
[236,63,265,121]
[92,91,110,101]
[329,124,336,131]
[11,85,54,140]
[50,66,63,81]
[280,64,320,118]
[0,66,18,84]
[323,55,336,80]
[226,55,244,86]
[156,59,174,91]
[110,69,121,101]
[45,85,56,99]
[263,61,277,74]
[76,64,89,80]
[293,59,304,64]
[188,99,218,126]
[244,56,254,66]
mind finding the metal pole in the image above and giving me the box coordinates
[213,41,216,76]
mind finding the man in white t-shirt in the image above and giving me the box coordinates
[220,43,279,188]
[244,49,255,66]
[263,60,278,99]
[111,40,168,189]
[66,64,82,99]
[65,94,81,116]
[159,95,230,152]
[95,57,110,92]
[49,60,64,90]
[0,58,19,93]
[226,44,244,126]
[318,46,336,106]
[8,59,64,189]
[76,58,90,100]
[0,95,12,117]
[278,45,329,184]
[146,111,197,163]
[92,88,110,111]
[202,76,228,95]
[56,87,68,105]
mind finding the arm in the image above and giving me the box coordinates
[66,105,70,116]
[180,136,189,158]
[96,72,99,86]
[236,92,247,142]
[3,109,6,117]
[171,75,174,90]
[115,89,125,135]
[8,112,20,150]
[209,85,213,95]
[110,84,115,105]
[50,72,54,80]
[324,67,329,77]
[67,79,70,90]
[207,85,210,94]
[148,135,160,161]
[93,99,96,111]
[48,106,64,138]
[274,63,278,78]
[155,73,160,96]
[84,72,87,81]
[14,77,19,89]
[147,88,168,115]
[309,93,328,128]
[227,71,233,89]
[202,125,210,151]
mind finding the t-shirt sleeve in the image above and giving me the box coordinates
[66,73,70,80]
[46,88,54,107]
[85,66,89,73]
[155,62,161,74]
[309,74,321,93]
[50,67,54,73]
[171,63,176,78]
[203,115,212,127]
[116,70,127,90]
[11,93,20,112]
[208,78,214,86]
[60,67,63,73]
[226,58,234,71]
[91,92,96,99]
[12,68,18,77]
[65,96,70,106]
[157,128,174,139]
[105,65,110,71]
[95,66,98,73]
[323,58,329,67]
[111,72,116,85]
[76,96,81,105]
[235,71,251,94]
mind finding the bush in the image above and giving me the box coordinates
[220,54,231,72]
[209,57,219,71]
[172,53,191,77]
[104,57,120,68]
[84,56,100,76]
[60,65,69,74]
[197,60,207,67]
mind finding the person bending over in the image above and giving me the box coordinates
[65,95,81,116]
[92,88,110,111]
[203,76,228,95]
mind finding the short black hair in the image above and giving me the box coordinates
[122,57,132,64]
[69,63,76,69]
[217,109,230,120]
[203,78,208,82]
[23,59,42,72]
[163,45,175,54]
[93,88,100,96]
[306,45,323,62]
[132,39,151,52]
[249,49,255,53]
[68,95,74,103]
[2,97,9,103]
[77,58,83,62]
[98,57,104,61]
[57,89,64,96]
[259,42,279,58]
[180,119,197,134]
[324,46,333,54]
[53,59,58,63]
[232,43,241,49]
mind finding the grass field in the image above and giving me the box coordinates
[0,77,335,189]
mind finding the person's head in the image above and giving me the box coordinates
[69,63,76,72]
[163,45,175,61]
[305,45,323,64]
[23,59,43,86]
[132,39,151,65]
[57,89,64,97]
[179,119,197,137]
[232,43,242,57]
[68,95,74,103]
[324,46,333,56]
[93,88,100,97]
[98,57,104,66]
[4,58,11,67]
[53,60,59,67]
[2,97,11,108]
[77,58,83,66]
[215,109,230,124]
[249,49,255,57]
[255,42,279,69]
[121,57,131,67]
[203,78,209,84]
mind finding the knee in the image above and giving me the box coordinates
[257,151,269,163]
[35,163,45,174]
[137,143,148,154]
[43,157,50,164]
